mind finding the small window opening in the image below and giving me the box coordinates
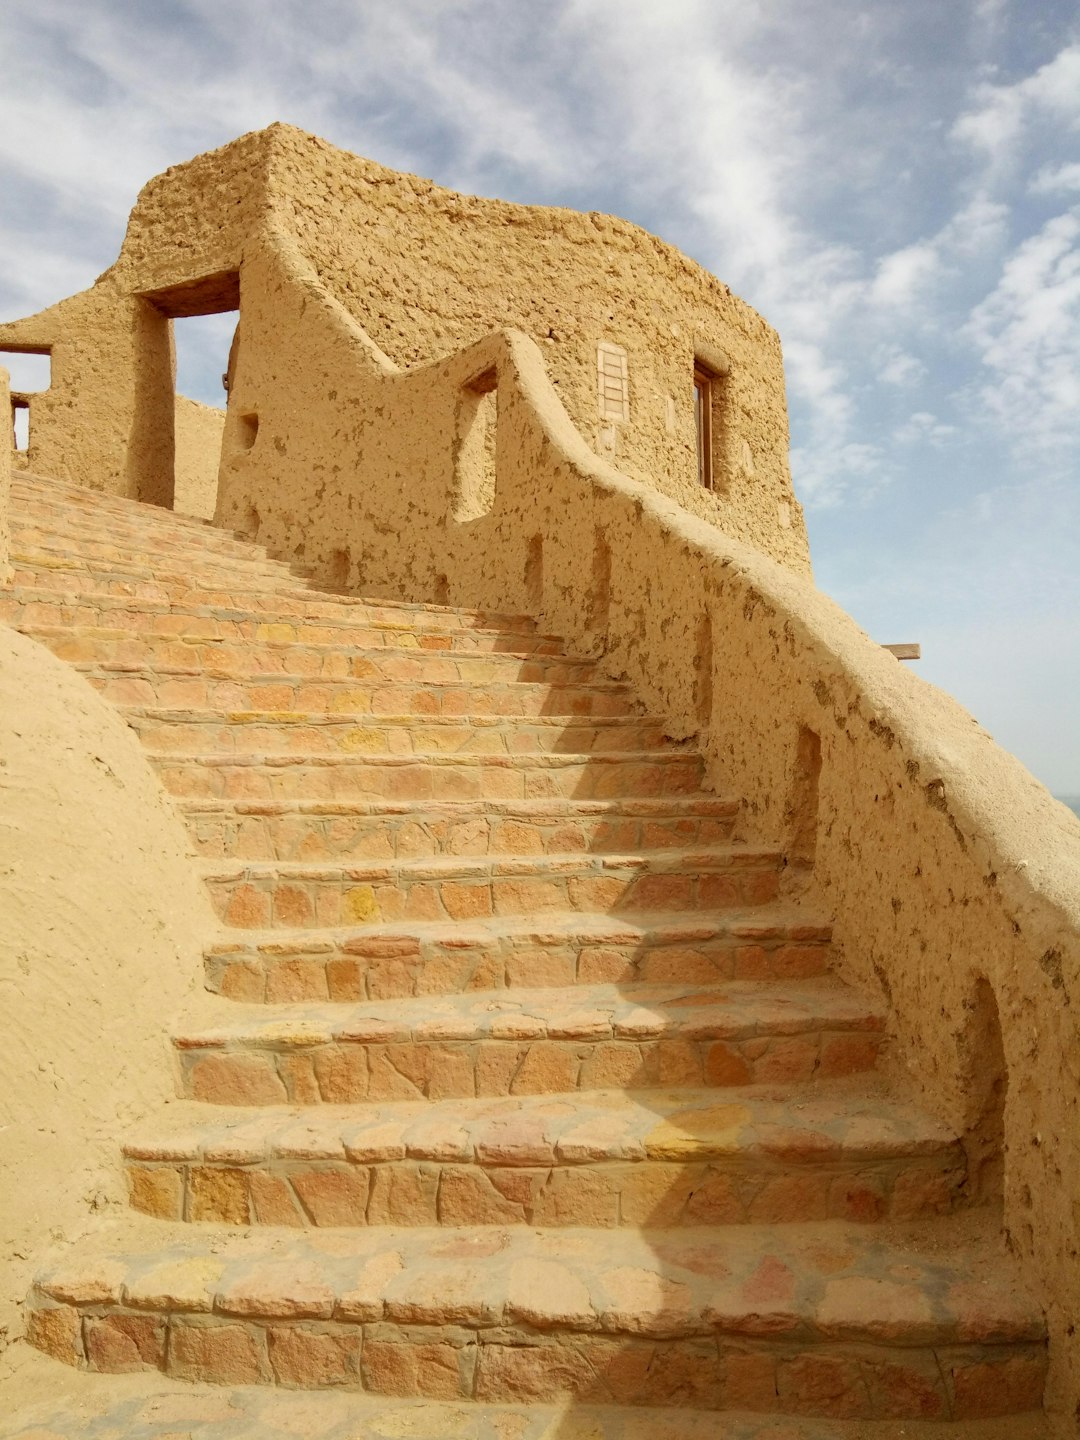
[236,413,259,451]
[0,350,51,394]
[12,398,29,452]
[597,343,629,424]
[452,368,498,523]
[694,366,714,489]
[172,310,236,520]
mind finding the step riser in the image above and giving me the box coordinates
[127,1152,966,1228]
[130,717,671,758]
[12,517,266,563]
[10,607,562,657]
[207,931,828,1002]
[92,674,630,716]
[190,809,735,863]
[9,554,305,600]
[13,537,305,583]
[10,619,586,675]
[204,864,781,930]
[5,562,540,634]
[155,757,706,803]
[178,1030,885,1104]
[27,1300,1046,1418]
[11,487,238,539]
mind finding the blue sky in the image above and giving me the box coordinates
[1,0,1078,792]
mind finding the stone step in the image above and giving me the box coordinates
[3,1343,1051,1438]
[10,618,587,679]
[10,509,275,563]
[70,663,624,720]
[183,795,738,865]
[198,849,781,931]
[122,1086,966,1229]
[126,709,673,758]
[203,910,830,1002]
[4,558,547,638]
[11,471,246,537]
[153,750,707,803]
[8,548,313,600]
[9,524,308,579]
[4,588,558,649]
[27,1219,1046,1417]
[173,979,886,1104]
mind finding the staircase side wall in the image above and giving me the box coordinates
[0,125,808,573]
[0,629,215,1355]
[173,396,225,520]
[216,242,1080,1433]
[0,366,9,582]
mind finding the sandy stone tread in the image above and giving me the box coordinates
[121,1086,965,1228]
[151,749,708,804]
[122,709,673,758]
[202,908,831,1000]
[195,848,782,931]
[3,1350,1050,1438]
[182,795,739,864]
[10,598,564,651]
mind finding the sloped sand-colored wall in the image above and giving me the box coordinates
[0,629,214,1352]
[0,125,809,574]
[173,395,224,520]
[215,235,1080,1430]
[1,129,1079,1432]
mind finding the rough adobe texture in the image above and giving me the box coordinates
[173,396,225,520]
[0,127,1078,1434]
[0,125,808,572]
[0,627,214,1351]
[0,366,9,580]
[0,473,1050,1436]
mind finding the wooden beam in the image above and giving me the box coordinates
[882,642,921,660]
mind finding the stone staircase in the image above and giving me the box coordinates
[1,471,1048,1436]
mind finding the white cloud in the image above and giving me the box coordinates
[869,242,942,308]
[952,43,1080,166]
[893,411,957,446]
[876,347,926,386]
[963,209,1080,454]
[1031,162,1080,195]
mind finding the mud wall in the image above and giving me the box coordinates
[215,236,1080,1431]
[0,366,9,582]
[0,630,214,1352]
[173,396,225,520]
[0,126,807,573]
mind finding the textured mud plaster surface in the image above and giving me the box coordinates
[173,396,224,520]
[219,281,1080,1431]
[2,124,1080,1434]
[0,367,9,581]
[0,124,807,573]
[0,629,213,1353]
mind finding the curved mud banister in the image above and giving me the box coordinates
[216,236,1080,1418]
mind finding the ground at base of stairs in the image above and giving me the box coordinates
[0,1343,1050,1440]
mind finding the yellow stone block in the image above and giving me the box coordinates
[256,623,297,643]
[345,884,380,923]
[644,1103,751,1158]
[341,727,389,752]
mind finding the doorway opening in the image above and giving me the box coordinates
[139,268,240,519]
[2,348,51,459]
[171,310,236,519]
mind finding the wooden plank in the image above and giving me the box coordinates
[883,642,921,660]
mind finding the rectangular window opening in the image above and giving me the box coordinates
[0,348,51,394]
[452,368,498,523]
[597,343,629,424]
[694,366,714,489]
[12,398,29,452]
